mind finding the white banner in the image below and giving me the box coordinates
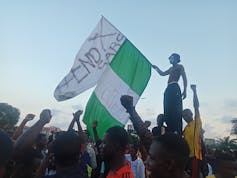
[54,17,126,101]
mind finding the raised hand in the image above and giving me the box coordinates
[182,90,187,100]
[120,95,134,112]
[24,114,35,122]
[92,120,98,128]
[152,64,158,69]
[40,109,52,124]
[190,84,196,91]
[73,110,83,120]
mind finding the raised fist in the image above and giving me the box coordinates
[40,109,52,124]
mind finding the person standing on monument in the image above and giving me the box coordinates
[152,53,187,134]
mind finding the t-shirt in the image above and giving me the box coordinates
[183,116,202,160]
[86,144,97,169]
[130,158,145,178]
[80,151,91,175]
[107,160,134,178]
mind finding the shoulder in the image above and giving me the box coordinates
[177,64,184,71]
[137,158,144,166]
[109,162,134,178]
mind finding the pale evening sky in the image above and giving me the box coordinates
[1,0,237,138]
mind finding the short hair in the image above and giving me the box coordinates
[131,143,139,153]
[0,129,13,166]
[171,53,181,63]
[183,108,192,113]
[106,126,128,151]
[153,133,190,168]
[53,131,81,167]
[152,126,161,137]
[157,114,165,126]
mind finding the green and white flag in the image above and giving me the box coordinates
[82,17,151,139]
[54,17,151,138]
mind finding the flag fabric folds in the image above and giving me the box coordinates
[54,17,151,139]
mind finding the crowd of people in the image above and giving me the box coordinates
[1,54,236,178]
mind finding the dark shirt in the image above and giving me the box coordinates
[44,164,88,178]
[80,151,91,174]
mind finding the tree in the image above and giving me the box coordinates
[217,136,237,151]
[231,118,237,135]
[0,103,20,129]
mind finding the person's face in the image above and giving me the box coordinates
[182,109,193,123]
[147,142,171,178]
[100,133,117,161]
[129,145,137,158]
[169,55,175,64]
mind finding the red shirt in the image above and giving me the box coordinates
[107,161,134,178]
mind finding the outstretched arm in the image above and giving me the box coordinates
[73,110,83,133]
[181,65,187,99]
[152,64,170,76]
[120,95,152,153]
[191,85,200,119]
[73,110,88,143]
[12,114,35,140]
[68,117,76,131]
[14,109,52,155]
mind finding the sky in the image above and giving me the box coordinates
[1,0,237,139]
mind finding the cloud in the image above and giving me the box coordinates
[221,99,237,114]
[203,116,233,138]
[51,109,63,117]
[71,104,83,111]
[218,116,236,124]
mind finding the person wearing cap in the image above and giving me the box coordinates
[152,53,187,135]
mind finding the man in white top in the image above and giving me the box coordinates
[129,144,145,178]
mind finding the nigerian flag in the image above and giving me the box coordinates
[54,16,151,139]
[83,17,151,139]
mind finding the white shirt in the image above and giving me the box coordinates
[130,157,145,178]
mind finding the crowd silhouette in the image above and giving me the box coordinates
[1,54,236,178]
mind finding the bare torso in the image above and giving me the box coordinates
[168,64,184,84]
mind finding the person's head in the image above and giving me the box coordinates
[152,126,160,137]
[144,120,151,128]
[53,131,81,168]
[169,53,180,65]
[129,144,139,159]
[0,130,13,178]
[101,126,128,162]
[182,109,193,123]
[36,133,47,150]
[147,133,190,178]
[157,114,164,126]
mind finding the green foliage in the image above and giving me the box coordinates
[0,103,20,129]
[231,118,237,135]
[217,136,237,151]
